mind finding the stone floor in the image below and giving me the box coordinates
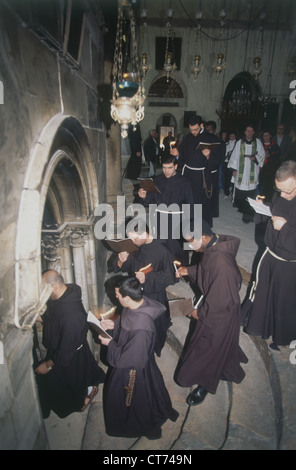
[43,165,296,451]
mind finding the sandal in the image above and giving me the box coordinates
[80,385,98,412]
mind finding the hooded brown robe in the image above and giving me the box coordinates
[175,235,248,394]
[114,239,176,356]
[103,297,179,438]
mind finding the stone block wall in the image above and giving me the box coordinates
[0,1,110,449]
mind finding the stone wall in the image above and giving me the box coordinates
[0,1,109,449]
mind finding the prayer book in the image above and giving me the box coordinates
[137,178,161,193]
[168,298,194,317]
[87,311,112,339]
[104,238,138,253]
[196,142,221,151]
[247,198,272,217]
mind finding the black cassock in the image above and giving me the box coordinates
[36,284,105,418]
[125,124,142,180]
[242,193,296,346]
[103,297,179,438]
[140,172,194,264]
[175,236,248,394]
[178,129,226,226]
[115,239,176,356]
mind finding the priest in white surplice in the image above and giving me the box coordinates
[228,124,265,222]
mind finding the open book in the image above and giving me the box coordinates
[87,311,112,339]
[247,198,272,217]
[104,238,138,253]
[137,178,160,193]
[196,142,221,151]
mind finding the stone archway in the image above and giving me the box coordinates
[219,72,262,135]
[41,151,95,313]
[14,114,102,329]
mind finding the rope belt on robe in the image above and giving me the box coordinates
[125,369,136,406]
[181,165,216,198]
[155,209,184,214]
[249,247,296,302]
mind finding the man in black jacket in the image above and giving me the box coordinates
[138,155,195,264]
[144,129,159,177]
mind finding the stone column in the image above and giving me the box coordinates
[59,234,74,284]
[104,59,123,205]
[70,228,89,312]
[83,229,99,312]
[41,234,61,272]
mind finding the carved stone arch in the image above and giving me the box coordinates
[14,114,100,329]
[41,148,89,226]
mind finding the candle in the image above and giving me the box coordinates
[173,260,181,277]
[139,263,153,274]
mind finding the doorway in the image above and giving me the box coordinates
[156,113,177,149]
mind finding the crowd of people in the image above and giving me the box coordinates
[33,116,296,442]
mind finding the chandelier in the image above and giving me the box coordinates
[249,56,262,82]
[212,10,227,80]
[191,16,204,81]
[228,84,251,116]
[192,54,204,80]
[258,71,277,117]
[250,13,265,81]
[111,2,145,139]
[163,18,177,82]
[139,7,152,80]
[286,56,296,80]
[212,53,226,79]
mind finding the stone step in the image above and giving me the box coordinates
[166,280,277,450]
[44,265,294,450]
[81,341,189,451]
[269,342,296,450]
[221,332,277,450]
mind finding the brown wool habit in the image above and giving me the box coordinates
[175,235,248,394]
[103,297,179,438]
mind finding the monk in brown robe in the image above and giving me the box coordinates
[175,221,248,406]
[99,276,179,438]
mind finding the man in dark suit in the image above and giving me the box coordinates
[144,129,159,177]
[274,123,292,162]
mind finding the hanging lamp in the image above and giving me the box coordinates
[111,1,145,138]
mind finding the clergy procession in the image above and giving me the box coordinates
[36,117,296,442]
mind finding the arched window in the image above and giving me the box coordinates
[148,76,183,99]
